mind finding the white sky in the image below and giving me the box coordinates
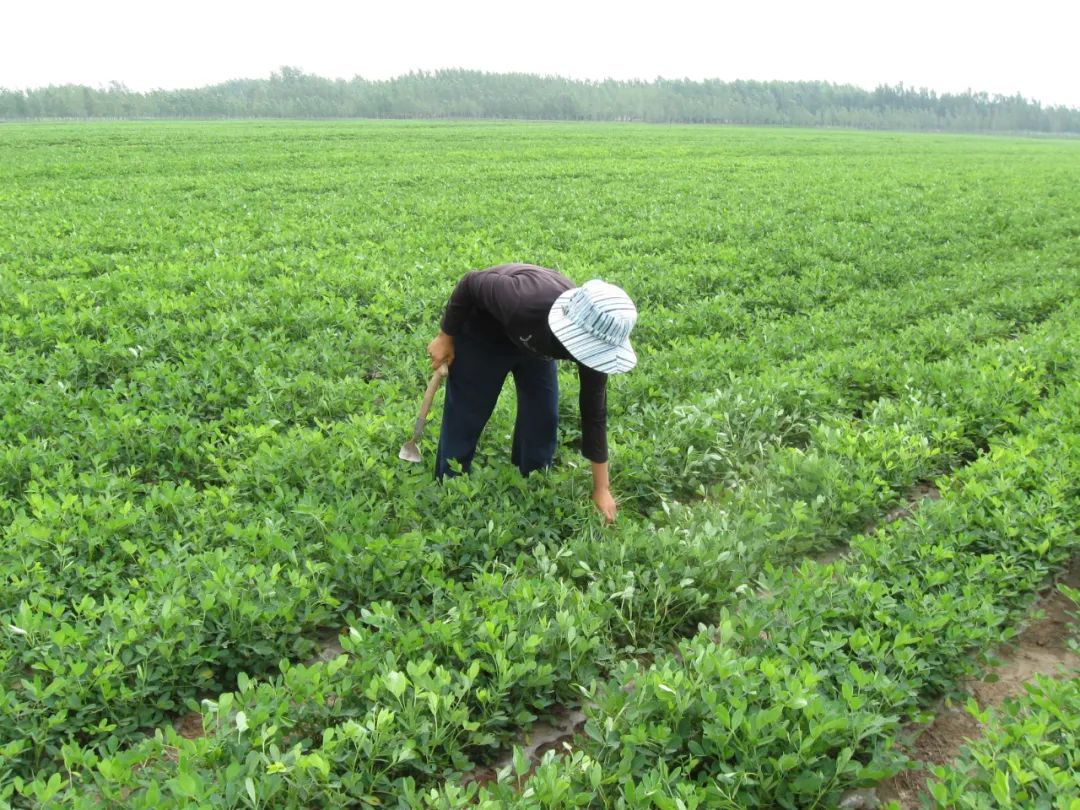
[2,0,1078,108]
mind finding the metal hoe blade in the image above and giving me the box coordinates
[398,439,423,463]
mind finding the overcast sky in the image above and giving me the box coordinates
[2,0,1077,108]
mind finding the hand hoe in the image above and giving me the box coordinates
[399,364,448,462]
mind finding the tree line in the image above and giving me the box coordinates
[3,67,1078,133]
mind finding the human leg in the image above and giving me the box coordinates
[510,356,560,476]
[434,327,513,478]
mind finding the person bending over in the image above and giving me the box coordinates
[427,263,637,523]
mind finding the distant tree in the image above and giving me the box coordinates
[2,68,1078,132]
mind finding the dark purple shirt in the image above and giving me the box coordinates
[440,264,608,463]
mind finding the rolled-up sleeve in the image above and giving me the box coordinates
[578,364,608,462]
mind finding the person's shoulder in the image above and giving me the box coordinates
[473,264,533,282]
[521,264,575,291]
[479,264,573,291]
[483,263,558,276]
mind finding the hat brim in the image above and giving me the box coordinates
[548,288,637,374]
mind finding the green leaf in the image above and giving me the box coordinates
[384,671,408,700]
[170,771,200,799]
[990,771,1010,805]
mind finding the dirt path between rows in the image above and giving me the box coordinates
[460,705,588,788]
[874,559,1080,809]
[814,482,942,568]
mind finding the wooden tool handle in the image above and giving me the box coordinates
[411,364,448,441]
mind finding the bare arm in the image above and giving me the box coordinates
[591,460,617,523]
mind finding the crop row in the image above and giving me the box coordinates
[2,262,1071,598]
[435,373,1080,807]
[618,262,1074,502]
[5,127,1077,512]
[1,279,1073,785]
[10,301,1078,806]
[3,242,1072,521]
[4,255,1073,577]
[1,279,1074,795]
[926,660,1080,807]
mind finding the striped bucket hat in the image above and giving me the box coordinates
[548,280,637,374]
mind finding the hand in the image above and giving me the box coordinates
[592,488,617,524]
[427,331,455,372]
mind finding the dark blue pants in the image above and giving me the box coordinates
[435,322,559,478]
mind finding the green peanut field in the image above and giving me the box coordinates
[2,121,1079,808]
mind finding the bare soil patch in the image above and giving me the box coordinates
[460,705,587,789]
[307,626,347,664]
[874,559,1080,809]
[171,710,207,740]
[876,482,942,527]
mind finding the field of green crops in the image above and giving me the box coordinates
[2,121,1079,808]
